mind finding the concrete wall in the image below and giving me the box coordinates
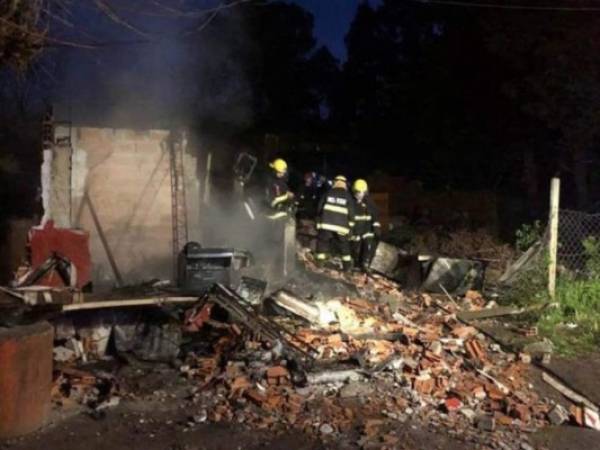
[50,126,201,290]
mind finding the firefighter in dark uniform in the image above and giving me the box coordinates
[264,158,294,277]
[265,158,294,221]
[351,179,381,272]
[315,175,355,271]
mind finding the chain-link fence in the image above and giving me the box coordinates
[557,209,600,279]
[496,180,600,299]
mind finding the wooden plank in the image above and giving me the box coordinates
[542,372,598,412]
[457,304,549,321]
[84,192,124,287]
[62,296,199,311]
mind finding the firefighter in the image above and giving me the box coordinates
[265,158,294,221]
[264,158,295,278]
[351,179,381,272]
[315,175,355,271]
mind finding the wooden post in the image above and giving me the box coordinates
[203,152,212,205]
[548,177,560,299]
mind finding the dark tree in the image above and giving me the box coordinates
[185,1,340,137]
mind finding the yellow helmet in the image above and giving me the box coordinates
[269,158,287,174]
[334,175,347,183]
[353,179,368,193]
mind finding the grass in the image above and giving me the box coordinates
[500,248,600,355]
[537,278,600,355]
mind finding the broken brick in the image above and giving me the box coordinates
[435,376,450,392]
[402,327,420,339]
[452,325,478,340]
[570,405,584,427]
[266,366,290,379]
[465,290,483,302]
[414,375,435,395]
[444,397,463,412]
[245,389,265,407]
[364,419,385,437]
[465,339,486,361]
[229,376,251,392]
[510,404,531,423]
[382,434,400,445]
[486,385,506,401]
[472,385,487,400]
[263,394,283,411]
[496,414,514,427]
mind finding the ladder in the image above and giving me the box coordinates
[169,130,189,281]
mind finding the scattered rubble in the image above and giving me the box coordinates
[38,245,600,448]
[156,258,556,448]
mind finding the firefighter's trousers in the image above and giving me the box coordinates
[316,230,352,271]
[351,236,376,271]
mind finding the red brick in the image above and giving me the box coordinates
[510,405,531,423]
[465,340,486,361]
[245,389,266,406]
[414,376,435,395]
[452,325,477,340]
[444,397,463,412]
[266,366,290,379]
[571,405,584,426]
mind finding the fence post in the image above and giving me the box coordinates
[548,177,561,299]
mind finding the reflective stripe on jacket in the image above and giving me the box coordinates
[352,195,380,238]
[265,175,291,220]
[317,187,355,236]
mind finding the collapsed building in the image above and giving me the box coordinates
[42,120,202,289]
[1,114,597,449]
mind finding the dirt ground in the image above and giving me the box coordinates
[1,364,476,450]
[1,362,599,450]
[0,406,479,450]
[4,268,600,450]
[3,399,599,450]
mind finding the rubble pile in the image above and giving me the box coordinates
[176,265,551,449]
[413,228,514,261]
[52,366,121,414]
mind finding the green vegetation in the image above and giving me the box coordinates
[506,230,600,355]
[538,278,600,355]
[515,220,544,253]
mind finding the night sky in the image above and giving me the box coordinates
[291,0,371,60]
[51,1,374,124]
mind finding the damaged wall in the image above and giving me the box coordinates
[47,125,201,290]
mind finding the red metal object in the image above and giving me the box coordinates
[184,303,214,332]
[29,221,91,288]
[0,322,54,438]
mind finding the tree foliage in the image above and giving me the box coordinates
[0,0,46,70]
[186,1,340,136]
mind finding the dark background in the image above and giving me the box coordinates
[1,0,599,238]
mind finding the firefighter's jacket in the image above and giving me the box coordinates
[265,174,292,220]
[352,195,381,241]
[317,187,355,236]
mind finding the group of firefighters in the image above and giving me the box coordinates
[265,158,380,273]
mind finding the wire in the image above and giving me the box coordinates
[407,0,600,11]
[93,0,151,39]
